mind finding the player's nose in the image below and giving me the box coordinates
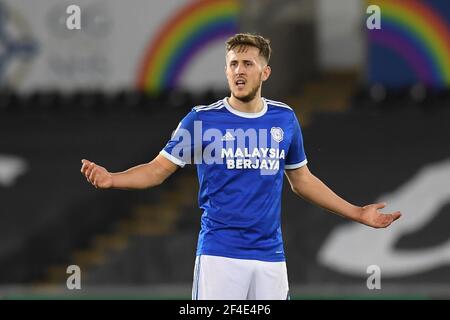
[235,62,244,74]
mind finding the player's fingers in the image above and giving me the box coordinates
[85,162,96,178]
[375,202,387,210]
[89,167,97,182]
[81,159,88,173]
[81,159,91,169]
[382,212,401,228]
[392,211,402,221]
[81,162,89,174]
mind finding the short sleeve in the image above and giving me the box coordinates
[285,113,307,170]
[160,110,198,167]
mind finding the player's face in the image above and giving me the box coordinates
[225,46,271,103]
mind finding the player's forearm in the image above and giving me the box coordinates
[292,174,363,222]
[111,161,165,190]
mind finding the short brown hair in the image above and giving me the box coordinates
[226,33,272,63]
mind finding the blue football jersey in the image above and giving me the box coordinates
[161,97,307,261]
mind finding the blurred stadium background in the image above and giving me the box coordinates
[1,0,450,299]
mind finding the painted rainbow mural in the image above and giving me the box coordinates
[368,0,450,88]
[137,0,240,93]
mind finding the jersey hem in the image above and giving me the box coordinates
[196,250,286,262]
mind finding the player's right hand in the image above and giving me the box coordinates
[80,159,113,189]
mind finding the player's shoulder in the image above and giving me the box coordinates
[192,99,226,113]
[263,98,294,112]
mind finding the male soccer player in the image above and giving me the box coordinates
[80,33,401,300]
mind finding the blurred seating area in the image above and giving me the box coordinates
[0,89,228,115]
[0,90,204,284]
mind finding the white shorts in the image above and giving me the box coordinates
[192,255,289,300]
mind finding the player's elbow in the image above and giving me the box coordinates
[290,184,301,196]
[155,175,168,187]
[147,175,165,188]
[143,160,174,188]
[289,175,312,196]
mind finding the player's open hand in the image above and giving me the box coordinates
[80,159,113,189]
[359,202,401,228]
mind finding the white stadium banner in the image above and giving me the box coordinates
[0,0,239,92]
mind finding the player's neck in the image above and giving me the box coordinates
[228,95,263,114]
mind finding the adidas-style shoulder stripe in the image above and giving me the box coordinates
[264,98,293,111]
[193,100,224,112]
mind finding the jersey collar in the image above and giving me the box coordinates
[223,97,268,118]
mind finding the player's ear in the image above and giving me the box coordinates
[262,65,271,82]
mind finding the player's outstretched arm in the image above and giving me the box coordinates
[285,165,401,228]
[80,154,178,190]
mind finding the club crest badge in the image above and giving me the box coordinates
[270,127,284,143]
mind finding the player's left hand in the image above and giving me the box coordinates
[359,202,401,228]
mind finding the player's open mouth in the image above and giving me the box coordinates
[235,79,246,88]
